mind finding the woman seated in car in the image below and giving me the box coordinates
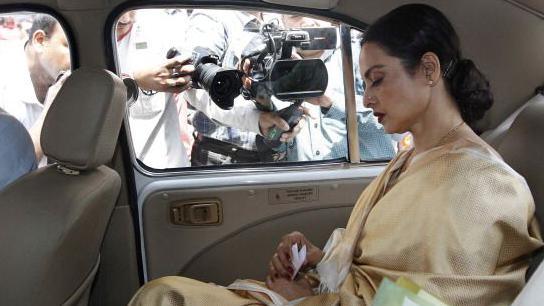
[129,4,543,305]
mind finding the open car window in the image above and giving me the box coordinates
[114,8,396,170]
[0,12,71,176]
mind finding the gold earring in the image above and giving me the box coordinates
[426,75,434,86]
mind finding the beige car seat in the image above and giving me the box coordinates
[494,91,544,279]
[0,67,126,305]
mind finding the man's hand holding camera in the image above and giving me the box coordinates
[241,59,311,143]
[133,55,194,93]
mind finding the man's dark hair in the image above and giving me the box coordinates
[28,14,58,44]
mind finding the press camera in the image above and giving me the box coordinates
[241,21,336,102]
[166,21,336,111]
[167,46,243,110]
[242,21,337,147]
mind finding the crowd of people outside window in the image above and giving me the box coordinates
[0,9,399,188]
[0,15,31,41]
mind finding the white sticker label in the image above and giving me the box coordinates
[268,186,318,204]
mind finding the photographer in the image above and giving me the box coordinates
[182,10,293,165]
[117,10,195,169]
[242,15,395,162]
[183,12,395,164]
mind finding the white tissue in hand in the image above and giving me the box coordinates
[290,243,307,280]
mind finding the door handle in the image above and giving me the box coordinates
[170,199,222,226]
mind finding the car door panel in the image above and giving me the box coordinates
[138,165,384,283]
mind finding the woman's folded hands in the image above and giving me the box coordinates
[265,231,325,301]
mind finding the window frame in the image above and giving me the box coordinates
[105,3,378,177]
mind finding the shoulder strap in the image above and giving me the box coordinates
[483,92,544,148]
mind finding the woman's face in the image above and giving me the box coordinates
[359,42,430,134]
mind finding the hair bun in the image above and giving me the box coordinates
[449,59,493,125]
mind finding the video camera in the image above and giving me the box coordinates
[241,21,335,102]
[166,21,336,111]
[242,21,336,148]
[167,21,337,149]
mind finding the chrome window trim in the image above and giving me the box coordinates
[133,160,388,191]
[340,23,360,163]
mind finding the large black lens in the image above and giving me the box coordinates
[197,63,242,110]
[212,73,233,96]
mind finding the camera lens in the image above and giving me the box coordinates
[196,63,242,110]
[213,74,233,95]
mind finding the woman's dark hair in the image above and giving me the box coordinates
[362,4,493,128]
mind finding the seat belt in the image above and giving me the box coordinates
[483,90,544,147]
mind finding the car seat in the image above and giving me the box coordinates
[0,67,126,305]
[0,108,37,190]
[494,90,544,280]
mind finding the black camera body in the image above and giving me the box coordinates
[239,22,338,148]
[241,22,335,102]
[166,46,243,110]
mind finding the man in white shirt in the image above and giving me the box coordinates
[0,14,70,164]
[182,10,289,165]
[116,10,195,169]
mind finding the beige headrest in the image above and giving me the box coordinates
[41,68,126,170]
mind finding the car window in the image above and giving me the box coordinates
[114,8,396,170]
[0,12,72,172]
[350,28,397,161]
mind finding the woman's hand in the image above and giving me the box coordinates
[265,275,314,301]
[268,231,324,280]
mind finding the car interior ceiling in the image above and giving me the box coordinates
[0,0,543,305]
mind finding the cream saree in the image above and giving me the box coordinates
[129,136,542,306]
